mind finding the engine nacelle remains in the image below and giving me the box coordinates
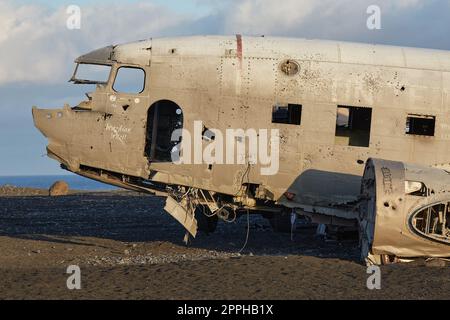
[360,158,450,265]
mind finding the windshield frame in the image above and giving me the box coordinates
[69,62,113,85]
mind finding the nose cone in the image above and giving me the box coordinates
[32,106,50,138]
[32,106,73,169]
[32,106,69,140]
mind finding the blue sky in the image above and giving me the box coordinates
[17,0,215,15]
[1,0,449,176]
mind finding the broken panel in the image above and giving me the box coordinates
[272,104,302,125]
[406,114,436,136]
[335,106,372,147]
[411,203,449,245]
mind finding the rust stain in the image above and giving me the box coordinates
[236,34,243,67]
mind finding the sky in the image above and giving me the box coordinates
[0,0,449,176]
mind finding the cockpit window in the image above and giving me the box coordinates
[113,67,145,94]
[70,63,112,85]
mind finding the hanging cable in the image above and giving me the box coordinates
[239,209,250,254]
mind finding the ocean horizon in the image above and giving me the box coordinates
[0,175,118,191]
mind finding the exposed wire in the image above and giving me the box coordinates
[237,162,252,254]
[172,162,253,250]
[221,207,237,224]
[239,209,250,254]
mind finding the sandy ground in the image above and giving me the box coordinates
[0,189,449,300]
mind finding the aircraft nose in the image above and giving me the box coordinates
[32,106,66,139]
[32,107,49,137]
[32,106,74,170]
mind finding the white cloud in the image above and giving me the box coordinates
[220,0,428,34]
[222,0,317,34]
[0,1,187,85]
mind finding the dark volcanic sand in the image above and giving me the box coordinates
[0,191,449,300]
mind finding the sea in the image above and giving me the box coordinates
[0,175,117,191]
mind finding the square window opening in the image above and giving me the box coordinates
[113,67,145,94]
[335,106,372,147]
[406,115,435,136]
[272,104,302,125]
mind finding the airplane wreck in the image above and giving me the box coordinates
[32,35,450,264]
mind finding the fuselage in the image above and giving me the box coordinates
[33,35,450,211]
